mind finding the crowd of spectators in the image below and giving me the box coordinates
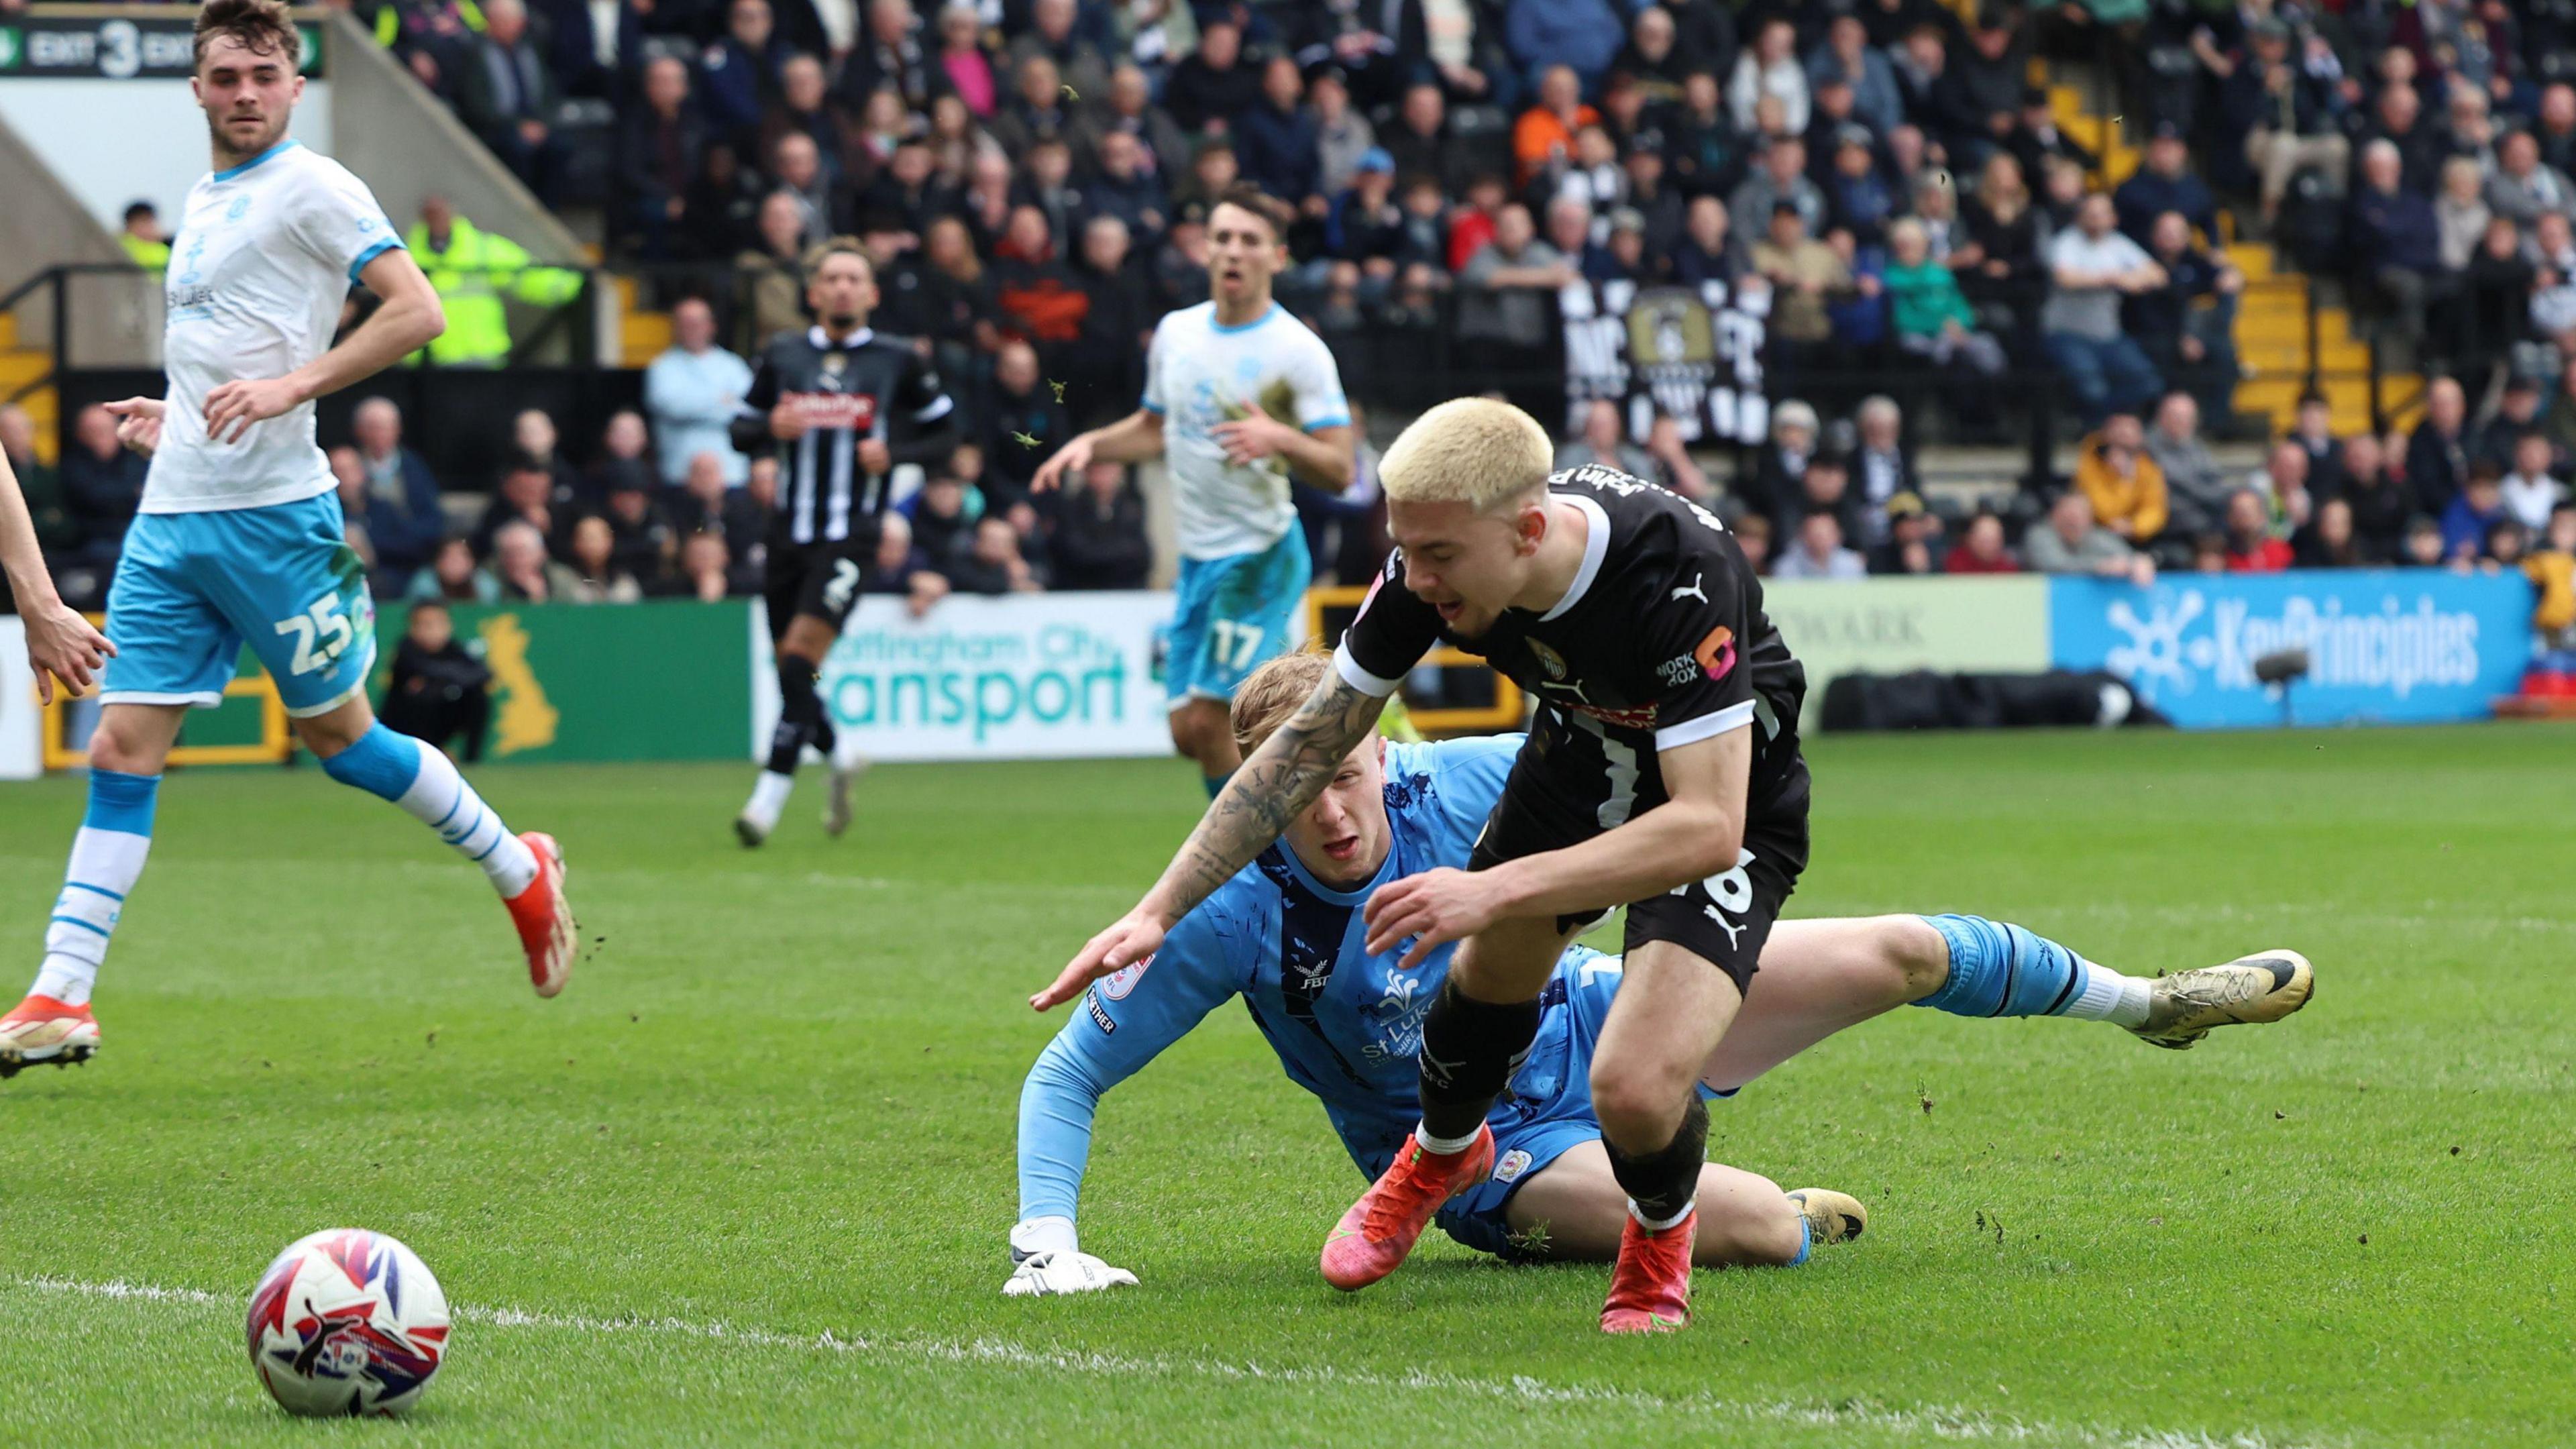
[30,1,2576,655]
[345,0,2300,437]
[1711,381,2575,602]
[2110,0,2576,385]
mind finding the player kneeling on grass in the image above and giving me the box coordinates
[1014,651,2315,1297]
[1010,651,1863,1293]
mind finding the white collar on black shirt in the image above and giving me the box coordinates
[808,325,875,350]
[1539,493,1611,622]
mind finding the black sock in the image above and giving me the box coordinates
[767,656,822,775]
[1415,976,1543,1145]
[1604,1095,1709,1226]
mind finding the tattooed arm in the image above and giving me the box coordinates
[1028,672,1387,1011]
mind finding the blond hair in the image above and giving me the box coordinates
[1379,397,1555,511]
[1230,648,1338,755]
[802,235,872,284]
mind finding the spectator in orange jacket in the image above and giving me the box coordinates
[1513,65,1599,189]
[2073,411,2170,543]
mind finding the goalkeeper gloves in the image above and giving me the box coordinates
[1003,1250,1138,1297]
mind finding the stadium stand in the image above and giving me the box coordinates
[5,0,2573,676]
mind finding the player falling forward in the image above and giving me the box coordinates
[1017,652,2311,1294]
[1038,400,2312,1332]
[0,0,574,1079]
[728,239,955,846]
[1030,185,1354,798]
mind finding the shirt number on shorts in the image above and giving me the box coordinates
[274,594,356,676]
[1674,848,1757,948]
[1210,619,1264,671]
[822,558,861,613]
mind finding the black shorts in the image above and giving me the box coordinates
[764,531,876,641]
[1465,728,1811,995]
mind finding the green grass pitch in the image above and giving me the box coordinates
[1,724,2571,1447]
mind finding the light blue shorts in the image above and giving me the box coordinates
[1165,529,1311,707]
[1438,958,1732,1260]
[100,492,378,718]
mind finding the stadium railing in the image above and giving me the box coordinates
[5,260,605,463]
[1746,272,2392,486]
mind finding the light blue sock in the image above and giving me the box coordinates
[31,769,162,1006]
[1913,914,2145,1023]
[1786,1215,1813,1268]
[323,724,537,896]
[1202,770,1232,800]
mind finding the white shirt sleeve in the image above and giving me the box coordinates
[291,160,404,283]
[1139,315,1172,415]
[1288,327,1352,432]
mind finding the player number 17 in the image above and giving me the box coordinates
[1209,620,1264,672]
[274,594,356,676]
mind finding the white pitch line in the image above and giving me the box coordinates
[15,1276,2345,1449]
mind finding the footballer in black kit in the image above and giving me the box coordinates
[725,238,957,847]
[730,323,957,641]
[1333,462,1810,994]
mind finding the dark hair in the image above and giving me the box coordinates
[1210,183,1294,242]
[195,0,301,70]
[124,201,158,223]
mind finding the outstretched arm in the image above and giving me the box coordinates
[0,449,111,702]
[1010,912,1238,1295]
[1030,407,1165,493]
[1030,669,1387,1010]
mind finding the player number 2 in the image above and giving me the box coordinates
[822,559,861,613]
[274,595,355,676]
[1210,620,1263,671]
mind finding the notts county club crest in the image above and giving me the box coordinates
[820,352,847,385]
[1528,639,1568,680]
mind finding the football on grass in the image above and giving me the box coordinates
[245,1229,449,1416]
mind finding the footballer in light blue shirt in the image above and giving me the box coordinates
[1007,651,2314,1294]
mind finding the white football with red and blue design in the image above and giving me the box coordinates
[245,1229,449,1417]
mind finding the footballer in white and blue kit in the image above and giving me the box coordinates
[0,0,577,1077]
[1032,188,1355,798]
[1140,292,1350,708]
[1006,650,2318,1294]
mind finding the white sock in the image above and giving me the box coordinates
[828,732,870,773]
[744,771,793,825]
[1629,1199,1695,1232]
[32,826,153,1008]
[1414,1123,1482,1156]
[396,746,538,898]
[2061,959,2154,1026]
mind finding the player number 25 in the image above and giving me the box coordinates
[1209,620,1264,672]
[274,595,356,676]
